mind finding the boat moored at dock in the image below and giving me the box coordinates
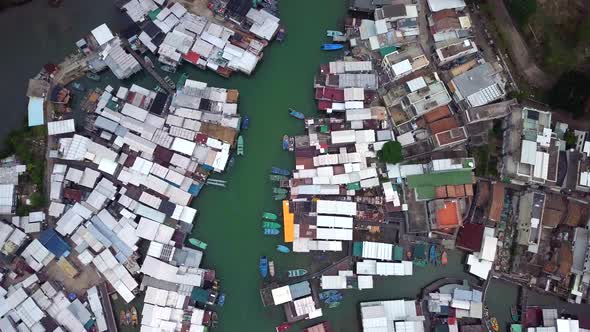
[241,116,250,130]
[262,221,281,229]
[86,72,100,81]
[189,238,208,250]
[282,135,289,151]
[326,30,343,37]
[161,64,176,73]
[271,167,290,176]
[237,135,244,156]
[321,43,343,51]
[276,245,290,253]
[262,212,278,220]
[269,174,289,181]
[269,261,275,277]
[287,269,307,277]
[264,228,280,235]
[288,108,305,120]
[276,323,292,332]
[259,256,268,278]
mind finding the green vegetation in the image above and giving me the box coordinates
[505,0,537,28]
[548,71,590,117]
[564,130,577,149]
[377,141,403,164]
[473,128,501,177]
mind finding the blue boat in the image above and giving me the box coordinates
[264,228,280,235]
[217,293,226,306]
[321,43,344,51]
[319,290,340,301]
[324,293,343,304]
[271,167,290,176]
[276,245,290,253]
[241,116,249,130]
[429,244,437,265]
[260,256,268,278]
[282,135,290,151]
[288,108,305,120]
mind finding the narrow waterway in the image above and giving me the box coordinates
[0,1,541,332]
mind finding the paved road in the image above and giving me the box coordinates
[487,0,555,90]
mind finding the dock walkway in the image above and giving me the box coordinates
[121,39,174,95]
[98,282,118,332]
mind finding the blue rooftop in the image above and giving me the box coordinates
[39,228,71,257]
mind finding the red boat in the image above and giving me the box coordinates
[276,323,292,332]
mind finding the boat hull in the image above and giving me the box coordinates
[321,43,344,51]
[260,256,268,278]
[276,245,290,253]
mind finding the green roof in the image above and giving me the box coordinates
[511,325,523,332]
[353,242,363,257]
[393,246,404,261]
[407,170,474,187]
[148,8,161,20]
[416,186,436,200]
[379,46,398,57]
[347,182,361,190]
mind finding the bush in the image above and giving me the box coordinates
[506,0,537,28]
[548,71,590,117]
[377,141,403,164]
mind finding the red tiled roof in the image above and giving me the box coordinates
[435,127,467,146]
[436,201,461,228]
[429,117,459,134]
[317,100,332,111]
[488,183,505,222]
[315,87,344,102]
[182,51,200,64]
[423,105,452,123]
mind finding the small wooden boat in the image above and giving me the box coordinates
[241,116,249,130]
[287,269,307,277]
[276,27,286,43]
[269,261,275,277]
[490,317,499,332]
[262,212,278,220]
[125,310,132,326]
[260,256,268,278]
[237,136,244,156]
[321,43,344,51]
[273,188,288,195]
[276,323,292,332]
[144,56,154,69]
[270,174,288,181]
[131,306,138,326]
[288,136,295,151]
[288,108,305,120]
[277,245,290,253]
[119,310,127,326]
[282,135,289,151]
[441,251,448,266]
[189,238,208,250]
[86,72,101,81]
[164,76,176,89]
[510,305,519,322]
[264,228,280,235]
[326,30,343,37]
[429,244,437,265]
[161,64,176,73]
[273,193,287,201]
[271,167,291,176]
[263,221,281,229]
[217,293,225,306]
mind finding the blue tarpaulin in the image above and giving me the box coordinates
[39,228,71,257]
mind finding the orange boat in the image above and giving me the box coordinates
[441,251,448,266]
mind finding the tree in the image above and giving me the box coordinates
[506,0,537,28]
[564,130,577,149]
[378,141,403,164]
[548,71,590,117]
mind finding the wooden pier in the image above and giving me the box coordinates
[121,38,175,95]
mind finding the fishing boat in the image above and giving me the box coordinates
[263,221,281,229]
[287,269,307,277]
[273,188,288,195]
[241,116,250,130]
[161,64,176,73]
[189,238,208,250]
[144,56,154,68]
[259,256,268,278]
[328,301,341,308]
[119,310,127,325]
[237,135,244,156]
[269,261,275,277]
[326,30,344,37]
[273,193,287,201]
[510,305,519,322]
[164,76,176,89]
[217,293,225,306]
[321,43,344,51]
[264,228,280,235]
[262,212,278,220]
[429,244,437,265]
[490,317,499,332]
[228,155,235,168]
[441,251,448,266]
[86,72,100,81]
[269,174,288,181]
[177,72,188,88]
[319,290,340,301]
[71,82,85,92]
[282,135,289,151]
[324,293,343,304]
[276,245,290,253]
[271,167,291,176]
[289,136,295,151]
[288,108,305,120]
[276,323,292,332]
[131,306,138,326]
